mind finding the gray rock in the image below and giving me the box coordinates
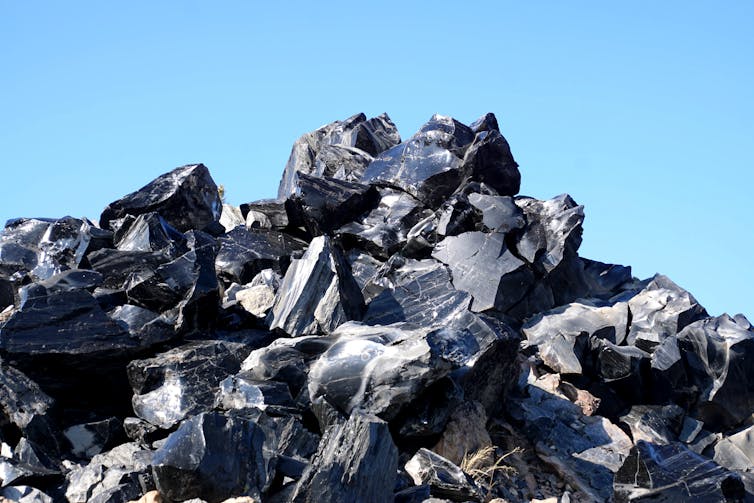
[219,204,245,231]
[362,257,470,327]
[65,442,153,503]
[214,226,306,286]
[291,410,398,503]
[433,230,533,313]
[0,485,53,503]
[338,188,427,258]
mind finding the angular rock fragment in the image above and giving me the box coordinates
[232,269,281,318]
[392,378,463,440]
[63,418,125,460]
[151,412,275,502]
[362,257,470,327]
[215,372,298,416]
[467,193,525,234]
[269,236,364,336]
[514,194,584,274]
[433,230,533,312]
[613,441,745,502]
[361,114,475,206]
[290,410,398,503]
[0,485,53,503]
[678,314,754,429]
[65,442,154,503]
[127,340,253,429]
[278,113,399,198]
[240,200,289,230]
[0,363,56,441]
[307,322,480,419]
[435,193,480,238]
[240,336,335,398]
[215,226,306,286]
[431,400,492,465]
[112,213,186,253]
[713,424,754,472]
[627,274,708,350]
[510,374,633,502]
[0,217,95,283]
[580,258,633,299]
[100,164,222,233]
[338,188,427,258]
[0,288,133,357]
[285,173,379,235]
[619,404,684,445]
[219,204,245,232]
[523,300,629,375]
[404,448,480,502]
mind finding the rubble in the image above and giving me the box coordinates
[0,111,751,502]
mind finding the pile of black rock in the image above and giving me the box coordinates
[1,112,753,503]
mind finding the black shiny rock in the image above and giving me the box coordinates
[362,257,470,327]
[215,372,298,417]
[404,448,480,502]
[307,321,481,420]
[215,226,306,286]
[151,412,276,502]
[290,410,398,503]
[285,173,379,235]
[338,188,427,258]
[678,314,754,429]
[127,339,254,429]
[87,248,173,291]
[514,194,584,274]
[63,417,125,460]
[278,113,400,199]
[580,258,634,299]
[112,212,186,253]
[240,199,290,230]
[107,304,175,347]
[0,363,55,448]
[435,193,480,238]
[239,335,335,398]
[433,230,533,313]
[361,114,475,206]
[461,129,520,196]
[393,377,463,440]
[613,441,745,502]
[100,163,221,233]
[467,193,525,234]
[0,289,132,356]
[269,236,364,337]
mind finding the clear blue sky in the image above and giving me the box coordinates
[2,2,752,318]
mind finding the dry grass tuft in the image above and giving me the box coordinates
[461,445,524,500]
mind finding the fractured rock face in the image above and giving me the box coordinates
[268,236,364,337]
[278,113,400,199]
[290,410,398,503]
[613,441,745,502]
[100,164,222,233]
[361,114,476,206]
[127,339,253,429]
[151,412,276,503]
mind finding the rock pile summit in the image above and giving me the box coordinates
[0,113,752,502]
